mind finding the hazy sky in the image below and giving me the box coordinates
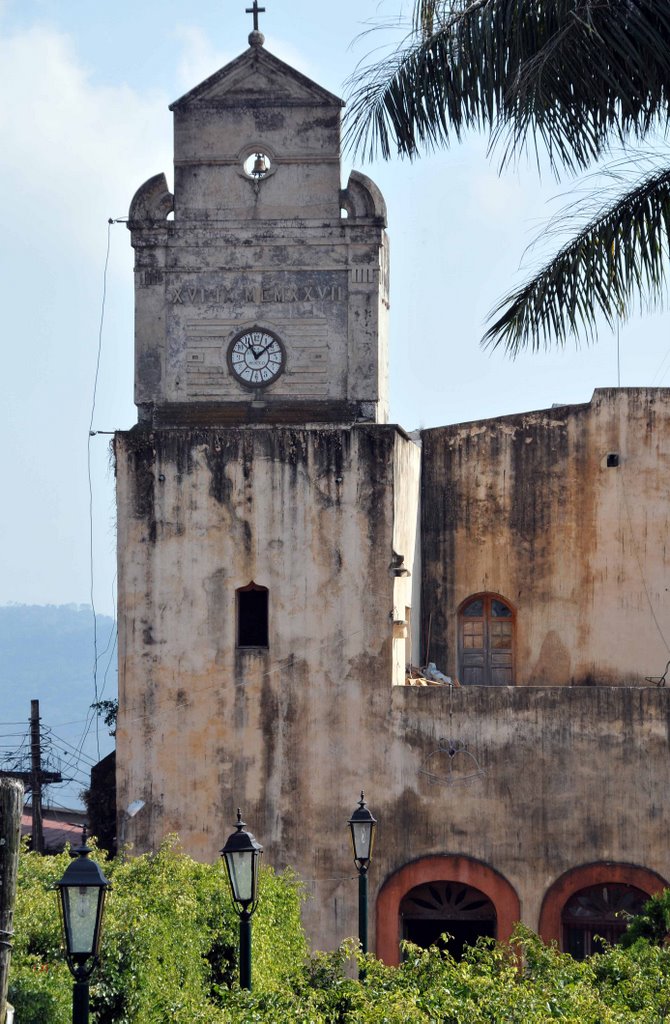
[2,0,669,622]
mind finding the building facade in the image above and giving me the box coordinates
[115,29,670,961]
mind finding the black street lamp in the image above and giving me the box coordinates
[55,834,110,1024]
[348,792,377,969]
[220,809,263,991]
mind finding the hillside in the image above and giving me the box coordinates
[0,604,117,809]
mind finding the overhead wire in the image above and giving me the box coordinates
[48,733,99,768]
[86,219,114,762]
[653,350,670,386]
[0,712,102,807]
[618,465,670,656]
[119,625,370,727]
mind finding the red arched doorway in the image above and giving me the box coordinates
[376,855,521,966]
[538,863,667,952]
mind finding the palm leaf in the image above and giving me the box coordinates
[345,0,670,174]
[483,166,670,353]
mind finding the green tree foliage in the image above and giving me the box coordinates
[9,838,308,1024]
[346,1,670,354]
[10,844,670,1023]
[621,888,670,948]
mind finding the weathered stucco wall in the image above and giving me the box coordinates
[116,424,421,947]
[392,432,422,680]
[116,414,670,957]
[421,389,670,685]
[380,685,670,938]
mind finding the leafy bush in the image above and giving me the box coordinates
[10,845,670,1023]
[621,888,670,949]
[9,837,308,1024]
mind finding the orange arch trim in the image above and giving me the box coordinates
[538,862,668,947]
[376,855,521,966]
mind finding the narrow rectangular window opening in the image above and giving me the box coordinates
[606,453,620,468]
[237,584,269,648]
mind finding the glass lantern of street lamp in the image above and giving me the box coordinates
[348,792,377,873]
[55,840,110,975]
[221,809,264,913]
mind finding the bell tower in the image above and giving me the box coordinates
[128,26,389,426]
[115,21,422,956]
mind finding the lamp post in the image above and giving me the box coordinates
[348,792,377,971]
[55,833,110,1024]
[220,809,263,991]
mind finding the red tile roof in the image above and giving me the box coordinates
[21,813,84,851]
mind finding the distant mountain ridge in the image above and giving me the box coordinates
[0,604,117,808]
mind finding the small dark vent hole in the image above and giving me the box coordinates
[606,453,620,468]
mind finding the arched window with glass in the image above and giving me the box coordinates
[458,593,514,685]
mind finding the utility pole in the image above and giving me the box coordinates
[0,778,23,1024]
[30,700,43,854]
[0,700,61,854]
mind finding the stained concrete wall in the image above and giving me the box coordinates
[115,405,670,957]
[115,424,421,947]
[382,685,670,930]
[116,399,670,956]
[421,389,670,685]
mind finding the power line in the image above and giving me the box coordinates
[48,735,99,768]
[86,218,114,762]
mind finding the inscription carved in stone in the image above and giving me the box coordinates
[169,280,345,305]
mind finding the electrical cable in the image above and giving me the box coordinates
[651,333,670,386]
[48,734,99,767]
[86,219,113,761]
[118,624,370,726]
[618,466,670,655]
[49,745,98,772]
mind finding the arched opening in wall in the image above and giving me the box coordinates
[538,862,667,953]
[376,855,520,966]
[400,880,496,960]
[236,582,268,648]
[458,594,514,685]
[562,883,648,959]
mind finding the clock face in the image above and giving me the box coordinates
[227,329,285,387]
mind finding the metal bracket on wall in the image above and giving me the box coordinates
[418,740,485,786]
[418,681,486,785]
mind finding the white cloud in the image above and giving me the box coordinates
[172,24,333,97]
[0,23,172,261]
[173,25,236,92]
[0,23,173,611]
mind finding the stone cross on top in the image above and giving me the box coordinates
[246,1,266,32]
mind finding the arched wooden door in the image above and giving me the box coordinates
[458,594,514,685]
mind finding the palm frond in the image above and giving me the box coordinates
[483,166,670,354]
[345,0,670,173]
